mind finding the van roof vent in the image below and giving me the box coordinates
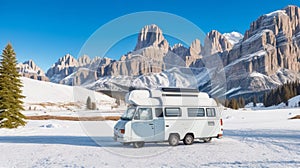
[160,87,199,93]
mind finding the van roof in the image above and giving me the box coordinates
[126,87,217,107]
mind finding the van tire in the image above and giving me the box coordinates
[168,134,180,146]
[183,134,194,145]
[203,137,212,143]
[133,142,144,148]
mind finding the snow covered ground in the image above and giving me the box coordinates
[21,77,117,111]
[0,108,299,167]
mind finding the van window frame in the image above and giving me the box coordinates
[187,108,205,117]
[164,107,182,117]
[206,108,216,117]
[134,107,153,120]
[155,108,164,118]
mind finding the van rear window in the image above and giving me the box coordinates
[206,108,216,117]
[188,108,205,117]
[165,108,181,117]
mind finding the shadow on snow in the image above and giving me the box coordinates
[224,129,300,140]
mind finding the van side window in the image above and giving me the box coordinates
[165,108,181,117]
[206,108,216,117]
[155,108,163,118]
[134,108,153,120]
[188,108,205,117]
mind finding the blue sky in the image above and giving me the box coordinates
[0,0,299,71]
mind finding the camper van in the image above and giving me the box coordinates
[113,87,223,148]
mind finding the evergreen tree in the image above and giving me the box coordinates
[228,98,239,110]
[224,99,229,107]
[238,97,245,108]
[275,94,282,105]
[282,85,291,104]
[86,96,92,110]
[0,44,26,128]
[253,96,257,107]
[92,102,97,110]
[263,92,268,107]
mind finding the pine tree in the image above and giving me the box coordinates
[92,102,97,110]
[238,97,245,108]
[224,99,229,107]
[263,92,268,107]
[86,96,92,110]
[0,44,26,128]
[228,98,239,110]
[282,85,291,104]
[253,96,257,107]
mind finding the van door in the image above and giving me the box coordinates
[203,108,218,137]
[131,107,154,141]
[153,108,165,141]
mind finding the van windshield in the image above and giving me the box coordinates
[120,108,136,120]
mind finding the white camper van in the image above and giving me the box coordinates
[114,87,223,148]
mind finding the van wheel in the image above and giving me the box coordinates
[203,138,212,143]
[183,134,194,145]
[168,134,180,146]
[133,142,144,148]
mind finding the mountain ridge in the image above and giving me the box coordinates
[20,5,300,98]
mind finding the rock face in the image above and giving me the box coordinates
[47,54,113,85]
[134,24,169,52]
[220,5,300,96]
[17,60,49,81]
[78,54,91,67]
[203,30,233,55]
[46,54,79,83]
[44,6,300,98]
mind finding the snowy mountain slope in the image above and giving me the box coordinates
[223,32,243,45]
[267,95,300,109]
[0,109,299,167]
[21,77,116,111]
[85,67,210,93]
[288,95,300,107]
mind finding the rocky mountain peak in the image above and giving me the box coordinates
[40,5,300,98]
[204,30,233,55]
[78,54,91,66]
[190,39,202,55]
[17,59,49,81]
[57,54,78,67]
[244,5,300,41]
[46,54,79,83]
[134,24,169,51]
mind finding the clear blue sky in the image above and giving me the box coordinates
[0,0,299,71]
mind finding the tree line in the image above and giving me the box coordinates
[223,81,300,109]
[263,81,300,107]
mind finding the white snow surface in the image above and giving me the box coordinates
[265,10,287,17]
[223,32,244,45]
[21,77,116,111]
[0,108,299,167]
